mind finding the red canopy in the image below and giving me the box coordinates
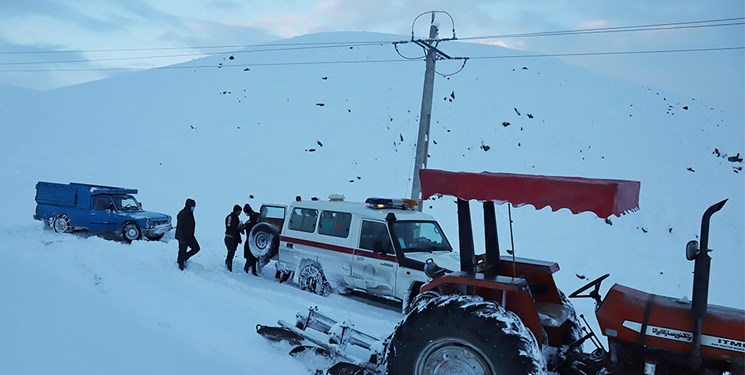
[420,169,640,218]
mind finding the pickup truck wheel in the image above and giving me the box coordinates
[298,263,330,296]
[249,223,279,260]
[52,215,72,233]
[122,222,141,242]
[145,233,165,241]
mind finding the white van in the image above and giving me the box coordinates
[248,196,459,310]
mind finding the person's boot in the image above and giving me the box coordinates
[226,259,233,272]
[178,260,185,271]
[243,263,249,273]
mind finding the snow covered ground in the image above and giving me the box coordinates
[1,32,742,374]
[0,224,400,374]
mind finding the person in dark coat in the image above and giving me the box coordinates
[224,204,243,272]
[242,203,260,275]
[176,198,200,270]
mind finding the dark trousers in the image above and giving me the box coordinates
[178,238,200,269]
[243,241,258,275]
[225,236,239,271]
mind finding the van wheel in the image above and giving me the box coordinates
[52,215,72,233]
[298,263,330,296]
[122,222,141,242]
[249,223,279,260]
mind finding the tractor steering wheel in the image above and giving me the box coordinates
[569,273,610,305]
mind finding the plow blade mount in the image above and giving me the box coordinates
[257,307,384,374]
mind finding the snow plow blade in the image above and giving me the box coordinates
[256,324,303,346]
[256,307,384,374]
[326,361,369,374]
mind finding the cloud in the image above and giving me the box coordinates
[248,13,320,37]
[581,19,609,29]
[0,38,110,90]
[160,21,277,50]
[473,40,526,50]
[209,1,241,11]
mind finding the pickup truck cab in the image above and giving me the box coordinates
[248,196,459,310]
[34,181,172,242]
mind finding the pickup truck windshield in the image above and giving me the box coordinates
[392,221,452,253]
[113,195,141,211]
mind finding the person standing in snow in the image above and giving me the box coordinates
[224,204,243,272]
[176,198,200,271]
[241,203,260,275]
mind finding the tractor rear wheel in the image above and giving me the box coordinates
[385,294,545,375]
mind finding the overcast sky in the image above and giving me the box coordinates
[1,1,743,112]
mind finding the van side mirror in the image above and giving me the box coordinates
[686,240,699,261]
[137,202,142,210]
[108,203,116,211]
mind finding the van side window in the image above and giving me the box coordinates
[92,196,112,210]
[318,210,352,238]
[288,208,318,233]
[359,220,393,254]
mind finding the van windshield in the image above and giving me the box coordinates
[392,221,452,253]
[113,195,141,211]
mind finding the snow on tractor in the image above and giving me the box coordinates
[257,169,745,375]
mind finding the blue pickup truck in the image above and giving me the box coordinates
[34,182,172,242]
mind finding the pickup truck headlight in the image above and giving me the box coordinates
[146,218,153,228]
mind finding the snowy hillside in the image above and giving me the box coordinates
[1,32,743,374]
[0,83,36,108]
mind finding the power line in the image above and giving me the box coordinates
[1,46,741,73]
[0,40,401,55]
[457,17,745,41]
[467,46,745,60]
[0,41,391,66]
[0,58,416,72]
[0,15,740,62]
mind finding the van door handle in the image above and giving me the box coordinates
[356,256,364,261]
[287,243,294,248]
[380,263,394,267]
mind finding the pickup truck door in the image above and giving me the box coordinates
[88,196,119,232]
[351,220,398,297]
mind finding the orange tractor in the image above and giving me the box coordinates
[258,169,744,375]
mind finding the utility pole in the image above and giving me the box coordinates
[410,14,439,211]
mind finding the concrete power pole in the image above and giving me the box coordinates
[410,16,439,211]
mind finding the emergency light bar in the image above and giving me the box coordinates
[365,197,418,210]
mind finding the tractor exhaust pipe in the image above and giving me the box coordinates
[688,199,727,369]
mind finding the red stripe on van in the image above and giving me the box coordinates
[281,236,398,262]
